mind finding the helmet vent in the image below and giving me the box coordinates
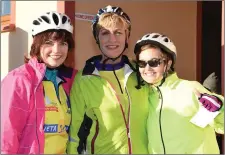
[69,19,72,25]
[152,34,160,38]
[145,34,150,38]
[41,16,50,24]
[164,38,169,42]
[32,11,73,36]
[62,16,67,24]
[52,13,59,25]
[33,20,40,25]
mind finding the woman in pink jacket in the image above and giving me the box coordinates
[1,11,77,154]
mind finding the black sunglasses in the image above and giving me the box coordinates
[137,58,165,68]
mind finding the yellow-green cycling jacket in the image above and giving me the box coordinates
[67,55,149,154]
[147,72,224,154]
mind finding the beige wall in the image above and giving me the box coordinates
[1,1,198,81]
[75,1,197,80]
[1,1,57,80]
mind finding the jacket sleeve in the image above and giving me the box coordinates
[1,74,32,154]
[191,81,224,134]
[67,73,86,154]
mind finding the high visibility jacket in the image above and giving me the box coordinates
[68,55,149,154]
[147,73,224,154]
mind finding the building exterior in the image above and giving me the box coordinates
[0,1,204,80]
[0,1,224,153]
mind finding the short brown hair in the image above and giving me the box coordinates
[24,30,74,63]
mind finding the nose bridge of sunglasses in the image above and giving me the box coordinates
[147,58,162,67]
[138,58,164,68]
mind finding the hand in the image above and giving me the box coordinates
[198,94,222,112]
[193,88,222,112]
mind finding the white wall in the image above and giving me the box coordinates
[1,1,57,80]
[1,34,9,80]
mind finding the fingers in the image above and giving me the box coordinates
[199,94,222,112]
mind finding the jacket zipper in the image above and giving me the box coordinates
[34,82,42,154]
[125,87,132,154]
[156,86,166,154]
[34,69,46,154]
[112,67,132,153]
[89,73,132,154]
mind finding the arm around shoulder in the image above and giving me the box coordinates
[191,81,224,134]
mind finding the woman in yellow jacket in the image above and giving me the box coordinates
[67,5,149,154]
[134,32,224,154]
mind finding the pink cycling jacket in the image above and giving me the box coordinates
[1,57,77,154]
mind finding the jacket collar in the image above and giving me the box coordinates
[28,57,46,81]
[82,55,134,76]
[28,57,74,82]
[154,72,180,89]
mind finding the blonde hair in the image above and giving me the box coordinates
[95,13,130,37]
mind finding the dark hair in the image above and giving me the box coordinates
[24,30,74,63]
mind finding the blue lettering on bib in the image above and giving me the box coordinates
[44,124,58,133]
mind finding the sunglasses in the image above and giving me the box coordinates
[137,58,165,68]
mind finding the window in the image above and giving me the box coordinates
[1,1,15,32]
[1,0,11,16]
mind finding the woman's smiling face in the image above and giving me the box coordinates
[138,47,168,84]
[40,39,68,68]
[98,24,126,62]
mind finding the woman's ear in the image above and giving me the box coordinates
[166,60,172,71]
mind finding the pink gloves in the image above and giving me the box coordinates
[199,94,223,112]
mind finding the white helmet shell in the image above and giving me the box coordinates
[32,11,73,36]
[134,32,177,63]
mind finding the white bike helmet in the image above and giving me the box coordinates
[32,11,73,37]
[92,5,131,42]
[134,32,177,65]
